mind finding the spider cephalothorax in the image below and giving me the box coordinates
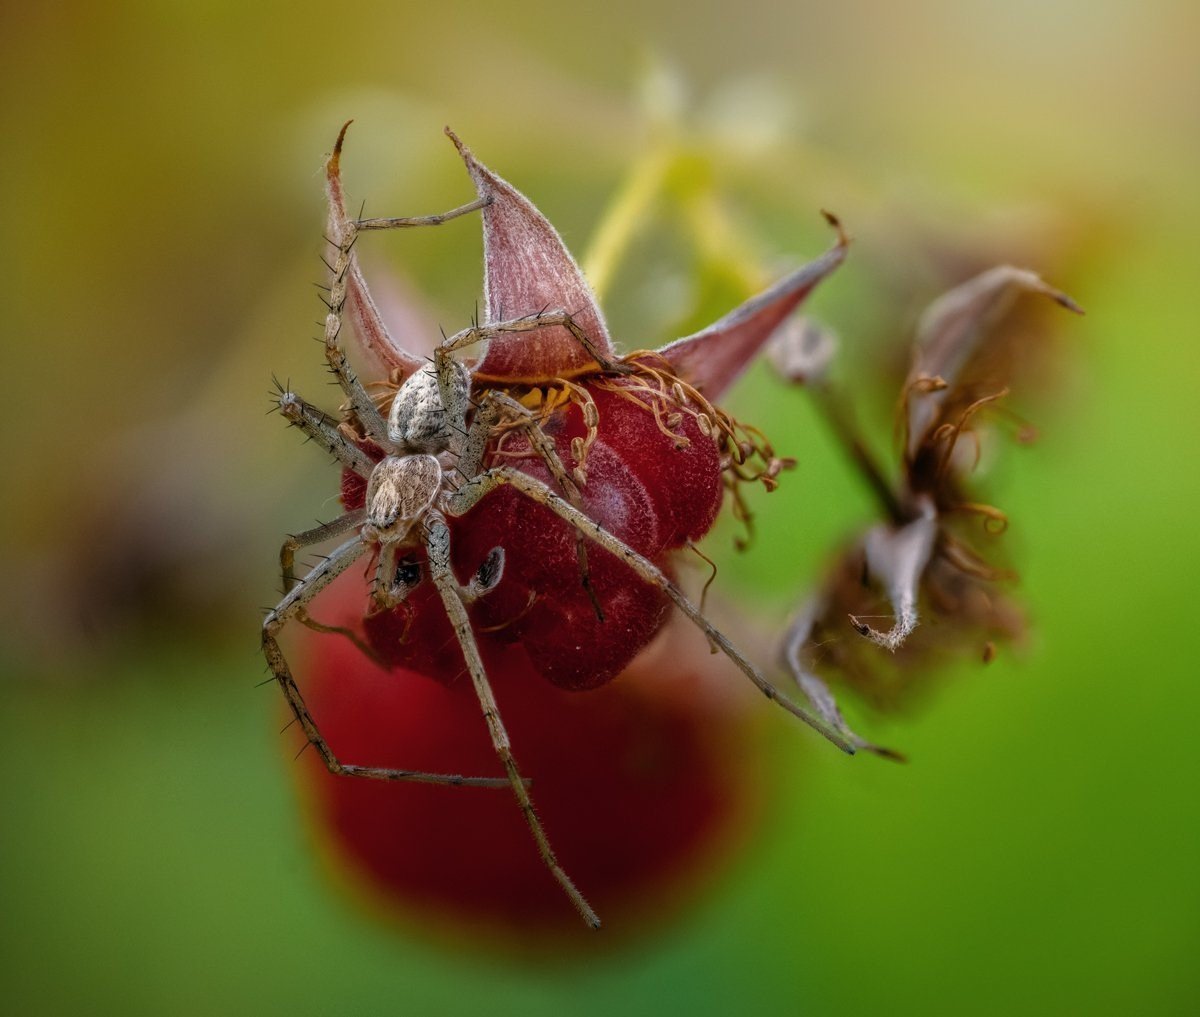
[357,354,481,608]
[263,124,855,929]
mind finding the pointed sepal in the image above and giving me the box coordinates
[656,215,848,399]
[446,128,615,380]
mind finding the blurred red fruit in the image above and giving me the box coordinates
[292,573,763,948]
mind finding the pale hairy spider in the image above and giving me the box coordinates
[262,159,862,931]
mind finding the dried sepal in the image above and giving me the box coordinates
[905,265,1084,462]
[445,129,615,381]
[782,539,1026,715]
[657,218,848,399]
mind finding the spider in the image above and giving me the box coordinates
[262,133,861,930]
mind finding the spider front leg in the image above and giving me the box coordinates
[321,122,491,437]
[455,388,605,621]
[262,532,512,790]
[321,219,392,444]
[438,310,632,376]
[434,313,608,618]
[275,386,376,478]
[354,199,490,233]
[430,310,626,620]
[446,466,865,756]
[454,389,576,495]
[420,512,601,929]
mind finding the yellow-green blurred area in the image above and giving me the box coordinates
[1,0,1197,1013]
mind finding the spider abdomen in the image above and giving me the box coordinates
[388,363,469,453]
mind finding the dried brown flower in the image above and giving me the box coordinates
[771,267,1083,756]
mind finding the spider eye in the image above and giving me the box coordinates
[474,547,505,592]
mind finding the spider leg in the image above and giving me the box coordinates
[436,313,617,616]
[324,123,425,382]
[461,389,605,621]
[262,533,512,790]
[422,512,601,929]
[275,387,376,478]
[280,508,366,593]
[355,198,490,232]
[462,390,578,496]
[322,216,396,445]
[445,466,862,756]
[438,310,632,376]
[454,387,502,482]
[322,123,489,406]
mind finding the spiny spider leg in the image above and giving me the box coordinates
[274,387,378,639]
[277,388,375,478]
[323,216,392,444]
[324,122,425,384]
[355,197,490,232]
[446,465,861,755]
[323,121,490,434]
[280,508,366,593]
[460,390,579,496]
[433,316,616,620]
[454,389,575,493]
[262,534,513,790]
[422,513,601,929]
[462,389,604,620]
[438,310,633,377]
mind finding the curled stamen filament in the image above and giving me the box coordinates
[939,534,1015,582]
[556,378,601,477]
[955,502,1010,534]
[934,387,1010,481]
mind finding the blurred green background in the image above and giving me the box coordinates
[1,1,1197,1014]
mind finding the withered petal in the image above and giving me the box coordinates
[852,505,938,652]
[657,227,847,400]
[445,128,615,381]
[905,265,1083,459]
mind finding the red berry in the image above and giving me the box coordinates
[292,575,763,947]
